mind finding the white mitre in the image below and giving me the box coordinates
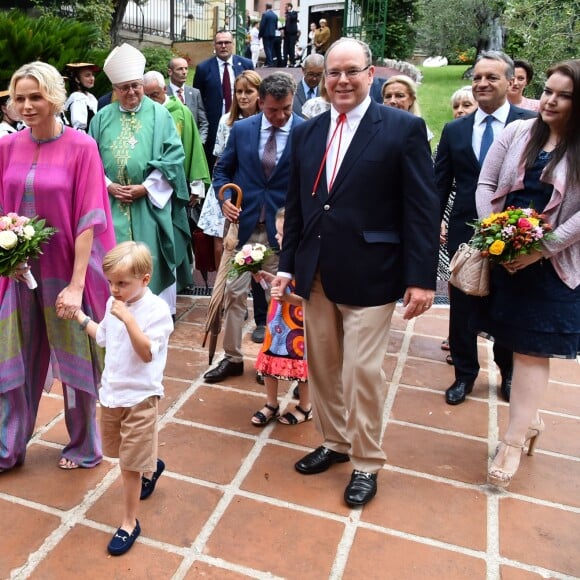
[103,43,146,84]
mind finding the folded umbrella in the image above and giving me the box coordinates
[202,183,243,364]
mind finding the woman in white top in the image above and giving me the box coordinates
[198,70,262,267]
[307,22,317,55]
[250,21,261,68]
[64,63,99,132]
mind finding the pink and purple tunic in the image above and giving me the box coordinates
[0,127,115,469]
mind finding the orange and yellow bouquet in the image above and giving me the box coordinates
[470,207,555,263]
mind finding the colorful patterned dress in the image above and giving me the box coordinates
[255,281,308,382]
[0,127,115,470]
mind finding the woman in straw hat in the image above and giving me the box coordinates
[0,89,21,137]
[64,62,100,132]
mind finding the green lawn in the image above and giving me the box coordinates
[418,65,472,148]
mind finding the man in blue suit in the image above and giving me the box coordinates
[435,51,536,406]
[203,73,303,383]
[193,30,253,168]
[275,39,440,507]
[259,3,278,67]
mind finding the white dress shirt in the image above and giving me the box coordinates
[259,114,293,165]
[326,96,372,186]
[472,100,511,160]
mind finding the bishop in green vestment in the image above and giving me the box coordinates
[90,87,191,307]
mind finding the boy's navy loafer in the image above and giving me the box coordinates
[140,458,165,500]
[107,519,141,556]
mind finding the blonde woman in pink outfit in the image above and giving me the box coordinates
[476,59,580,489]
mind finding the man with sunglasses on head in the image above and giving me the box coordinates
[193,30,254,170]
[90,44,191,319]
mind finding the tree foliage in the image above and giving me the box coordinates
[350,0,419,61]
[504,0,580,95]
[416,0,506,61]
[0,10,100,87]
[31,0,114,47]
[110,0,132,46]
[384,0,419,60]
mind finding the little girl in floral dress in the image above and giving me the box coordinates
[251,208,310,426]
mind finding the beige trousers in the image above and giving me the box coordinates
[303,273,395,473]
[222,226,278,362]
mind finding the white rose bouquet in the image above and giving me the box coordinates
[229,243,274,288]
[0,213,57,289]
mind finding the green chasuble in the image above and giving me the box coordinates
[89,98,191,294]
[165,96,210,186]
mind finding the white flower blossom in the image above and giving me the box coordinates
[0,230,19,250]
[250,249,264,261]
[234,253,246,266]
[22,225,35,240]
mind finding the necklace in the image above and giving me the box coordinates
[30,120,64,144]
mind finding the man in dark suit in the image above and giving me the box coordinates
[193,30,254,168]
[275,39,440,507]
[283,2,299,67]
[292,54,324,117]
[435,51,536,406]
[167,57,209,145]
[259,3,278,67]
[203,73,304,384]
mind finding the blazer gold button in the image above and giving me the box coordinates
[323,204,330,210]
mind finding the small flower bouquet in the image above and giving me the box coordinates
[469,206,555,263]
[229,243,274,288]
[0,213,57,289]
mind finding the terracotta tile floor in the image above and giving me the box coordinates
[2,296,579,580]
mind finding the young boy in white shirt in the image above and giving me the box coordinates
[76,241,173,556]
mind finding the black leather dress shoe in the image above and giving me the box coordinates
[500,375,512,402]
[295,446,350,475]
[445,379,474,405]
[251,325,266,343]
[344,470,378,507]
[203,359,244,383]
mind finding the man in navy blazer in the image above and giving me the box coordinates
[435,51,536,406]
[275,39,440,507]
[193,30,253,167]
[283,3,299,67]
[203,72,303,384]
[259,3,278,67]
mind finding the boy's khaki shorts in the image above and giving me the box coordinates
[100,396,158,473]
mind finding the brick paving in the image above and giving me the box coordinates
[1,296,579,579]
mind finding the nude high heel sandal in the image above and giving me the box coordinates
[525,417,545,456]
[487,441,524,489]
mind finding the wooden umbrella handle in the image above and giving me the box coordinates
[218,183,243,208]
